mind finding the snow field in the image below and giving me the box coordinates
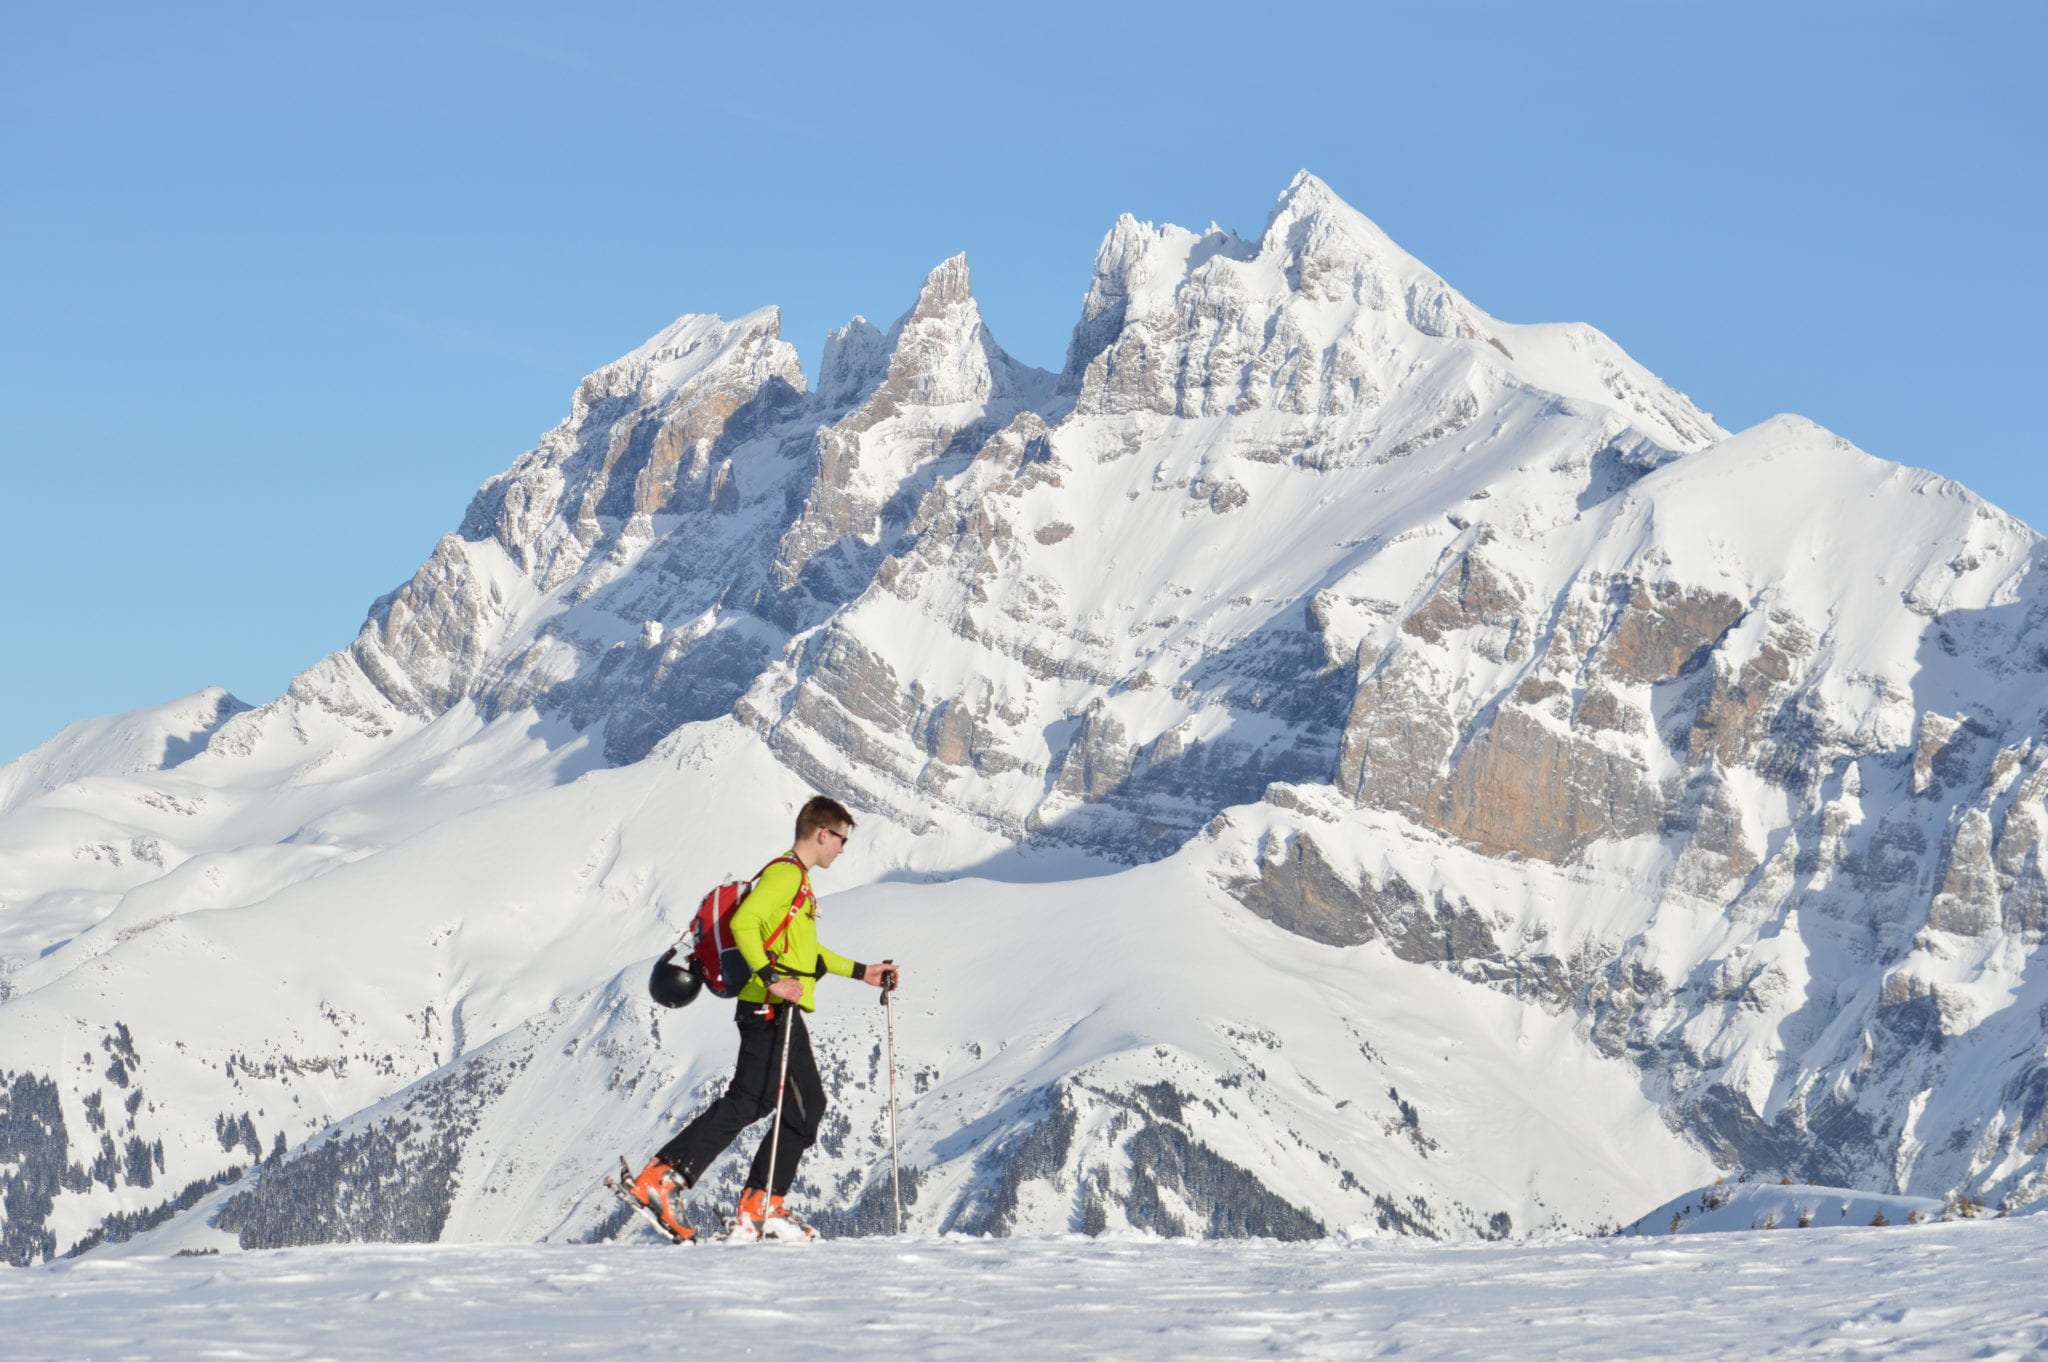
[8,1215,2045,1362]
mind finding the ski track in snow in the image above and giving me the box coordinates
[7,1219,2046,1361]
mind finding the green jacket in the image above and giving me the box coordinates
[732,854,857,1012]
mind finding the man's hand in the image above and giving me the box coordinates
[767,978,804,1002]
[860,960,900,990]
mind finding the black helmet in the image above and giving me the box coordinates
[648,947,703,1009]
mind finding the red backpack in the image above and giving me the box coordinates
[649,856,811,1008]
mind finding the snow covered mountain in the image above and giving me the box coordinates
[4,171,2045,1266]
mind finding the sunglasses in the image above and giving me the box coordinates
[822,828,850,847]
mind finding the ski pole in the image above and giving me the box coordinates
[881,962,902,1235]
[764,986,797,1207]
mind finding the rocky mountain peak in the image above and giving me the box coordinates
[768,255,1055,596]
[1260,169,1400,257]
[817,316,886,407]
[446,304,810,596]
[1061,213,1252,387]
[870,253,1041,411]
[1258,170,1478,338]
[578,306,802,409]
[1059,172,1515,419]
[815,255,1047,418]
[908,251,975,314]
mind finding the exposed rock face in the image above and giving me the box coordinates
[1599,580,1746,685]
[1445,704,1667,860]
[1234,834,1495,959]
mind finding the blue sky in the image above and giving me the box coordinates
[3,1,2043,763]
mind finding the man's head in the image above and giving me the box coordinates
[793,795,855,870]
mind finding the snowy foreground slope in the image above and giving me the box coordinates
[7,1218,2046,1362]
[3,171,2047,1265]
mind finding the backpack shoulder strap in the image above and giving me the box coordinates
[754,854,811,958]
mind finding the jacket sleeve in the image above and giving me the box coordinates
[732,862,804,977]
[814,944,858,979]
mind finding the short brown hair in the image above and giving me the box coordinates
[795,795,855,844]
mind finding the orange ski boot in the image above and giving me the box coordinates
[627,1158,695,1243]
[730,1186,772,1242]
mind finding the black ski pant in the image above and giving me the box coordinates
[657,1000,824,1197]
